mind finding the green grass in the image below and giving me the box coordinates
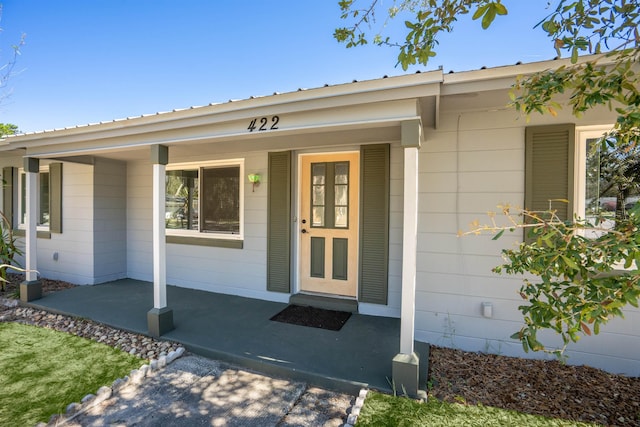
[356,391,597,427]
[0,322,143,426]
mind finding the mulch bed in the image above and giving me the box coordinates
[428,345,640,426]
[270,305,351,331]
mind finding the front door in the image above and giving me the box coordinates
[299,152,359,297]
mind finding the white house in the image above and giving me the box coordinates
[1,55,638,392]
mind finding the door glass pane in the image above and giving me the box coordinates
[334,162,348,184]
[335,185,348,206]
[335,207,348,228]
[333,162,349,228]
[312,164,325,184]
[311,163,326,227]
[312,207,325,227]
[313,185,325,206]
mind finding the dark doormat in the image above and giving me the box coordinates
[270,305,352,331]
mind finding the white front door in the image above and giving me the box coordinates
[299,152,359,297]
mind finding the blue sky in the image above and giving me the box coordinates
[1,1,555,133]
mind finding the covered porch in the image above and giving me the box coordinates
[27,279,429,395]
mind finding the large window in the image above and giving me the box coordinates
[18,169,50,228]
[577,127,640,234]
[165,160,243,238]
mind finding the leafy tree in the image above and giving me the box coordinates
[0,122,18,137]
[337,1,640,356]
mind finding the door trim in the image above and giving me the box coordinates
[295,150,360,299]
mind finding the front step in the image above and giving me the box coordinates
[289,293,358,313]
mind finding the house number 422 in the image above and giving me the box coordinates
[247,116,279,132]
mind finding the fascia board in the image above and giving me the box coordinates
[6,70,443,148]
[23,116,419,159]
[442,54,614,94]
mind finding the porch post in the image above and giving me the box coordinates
[147,144,174,337]
[392,119,424,398]
[20,157,42,302]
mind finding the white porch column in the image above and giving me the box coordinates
[147,145,174,336]
[392,118,424,398]
[20,157,42,302]
[400,144,418,354]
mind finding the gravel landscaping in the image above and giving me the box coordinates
[0,275,180,361]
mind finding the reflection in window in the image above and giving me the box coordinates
[165,164,241,235]
[202,167,240,234]
[19,170,50,226]
[165,170,199,230]
[585,137,640,233]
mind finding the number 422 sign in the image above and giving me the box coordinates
[247,116,280,132]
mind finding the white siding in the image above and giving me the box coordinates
[414,105,640,376]
[93,158,127,283]
[33,162,95,284]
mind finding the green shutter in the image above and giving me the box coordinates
[49,163,63,233]
[359,144,390,304]
[267,151,291,293]
[2,167,14,229]
[525,124,575,239]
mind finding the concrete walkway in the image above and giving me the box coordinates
[64,354,353,426]
[30,279,429,394]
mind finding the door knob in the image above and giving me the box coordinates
[301,229,308,234]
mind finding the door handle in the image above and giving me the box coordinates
[301,229,308,234]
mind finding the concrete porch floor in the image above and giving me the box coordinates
[28,279,429,395]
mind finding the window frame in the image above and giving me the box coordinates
[17,166,51,232]
[165,159,244,241]
[575,125,622,220]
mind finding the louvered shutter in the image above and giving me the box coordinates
[359,144,390,304]
[267,151,291,293]
[49,163,63,233]
[525,124,575,239]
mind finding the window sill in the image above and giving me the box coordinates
[166,235,243,249]
[13,229,52,239]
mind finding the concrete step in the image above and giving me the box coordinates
[289,293,358,313]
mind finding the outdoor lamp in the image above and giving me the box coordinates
[248,173,261,192]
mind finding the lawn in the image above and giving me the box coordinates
[0,322,143,426]
[356,391,598,427]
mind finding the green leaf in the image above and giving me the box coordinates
[492,229,505,241]
[472,4,489,20]
[494,3,508,15]
[481,6,497,29]
[560,255,579,270]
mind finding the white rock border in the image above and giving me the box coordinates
[40,347,186,426]
[345,388,368,426]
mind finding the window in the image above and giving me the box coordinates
[577,127,640,235]
[18,168,51,228]
[165,160,243,239]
